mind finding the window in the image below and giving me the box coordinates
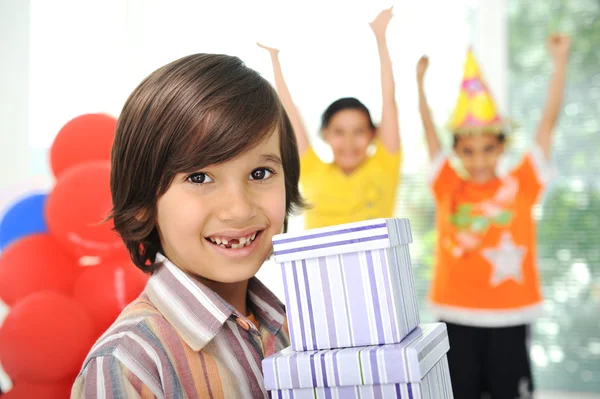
[507,0,600,392]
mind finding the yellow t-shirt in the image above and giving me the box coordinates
[300,140,401,229]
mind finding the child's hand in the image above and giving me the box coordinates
[369,6,393,38]
[257,42,280,56]
[416,55,429,83]
[547,34,571,64]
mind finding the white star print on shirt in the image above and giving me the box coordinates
[481,232,527,286]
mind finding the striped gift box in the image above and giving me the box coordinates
[273,218,419,351]
[263,323,453,399]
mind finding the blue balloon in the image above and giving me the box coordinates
[0,193,48,250]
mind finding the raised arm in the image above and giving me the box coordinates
[535,34,571,159]
[257,43,310,154]
[416,56,441,160]
[369,7,400,154]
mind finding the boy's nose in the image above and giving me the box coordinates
[217,185,257,222]
[473,153,487,168]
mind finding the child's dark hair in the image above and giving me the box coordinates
[321,97,376,131]
[452,132,507,147]
[109,53,304,273]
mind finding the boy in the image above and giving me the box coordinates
[417,35,571,398]
[72,53,304,398]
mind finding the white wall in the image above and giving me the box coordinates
[0,0,31,187]
[0,0,509,182]
[473,0,508,112]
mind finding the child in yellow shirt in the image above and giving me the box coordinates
[258,7,402,229]
[417,35,571,398]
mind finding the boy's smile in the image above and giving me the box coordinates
[155,131,286,284]
[204,228,264,258]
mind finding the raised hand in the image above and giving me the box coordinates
[256,42,310,153]
[416,54,440,159]
[416,55,429,83]
[369,6,394,38]
[257,42,279,56]
[547,34,571,64]
[535,33,571,158]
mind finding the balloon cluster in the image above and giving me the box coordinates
[0,114,149,398]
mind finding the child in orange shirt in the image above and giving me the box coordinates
[417,34,571,398]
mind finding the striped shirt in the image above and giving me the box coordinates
[71,254,289,398]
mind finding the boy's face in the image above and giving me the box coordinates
[323,109,374,174]
[454,134,505,184]
[155,131,286,284]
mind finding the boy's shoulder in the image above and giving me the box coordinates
[72,294,183,397]
[78,293,176,372]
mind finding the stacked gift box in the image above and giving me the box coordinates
[264,218,454,398]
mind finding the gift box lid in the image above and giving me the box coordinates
[263,323,448,391]
[272,218,412,263]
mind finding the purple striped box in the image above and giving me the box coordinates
[273,218,419,351]
[263,323,453,399]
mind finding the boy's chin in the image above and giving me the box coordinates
[469,173,496,184]
[200,266,261,285]
[337,159,362,172]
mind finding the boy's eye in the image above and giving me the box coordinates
[187,173,213,184]
[249,168,273,181]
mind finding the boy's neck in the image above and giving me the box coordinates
[199,277,250,316]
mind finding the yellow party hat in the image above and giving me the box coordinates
[447,49,513,135]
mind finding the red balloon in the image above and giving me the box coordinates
[3,378,74,399]
[50,113,117,178]
[0,291,95,382]
[45,161,123,258]
[74,259,149,334]
[0,234,79,306]
[103,242,132,262]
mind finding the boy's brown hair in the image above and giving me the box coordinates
[109,53,304,272]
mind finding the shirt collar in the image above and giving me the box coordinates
[145,253,286,351]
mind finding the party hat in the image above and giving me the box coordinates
[447,49,514,135]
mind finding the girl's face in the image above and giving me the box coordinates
[454,134,505,184]
[155,131,286,284]
[323,109,374,174]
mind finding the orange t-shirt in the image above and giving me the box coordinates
[429,147,551,327]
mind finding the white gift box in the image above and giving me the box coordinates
[272,218,420,350]
[263,323,453,399]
